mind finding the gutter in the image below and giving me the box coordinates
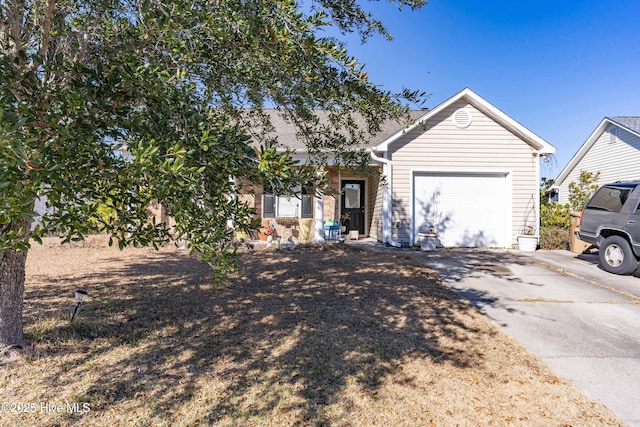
[370,151,402,248]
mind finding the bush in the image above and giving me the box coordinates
[541,202,569,228]
[539,226,570,250]
[538,170,600,250]
[539,190,570,249]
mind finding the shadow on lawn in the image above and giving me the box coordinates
[25,245,498,424]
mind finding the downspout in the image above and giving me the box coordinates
[534,153,541,237]
[370,151,402,248]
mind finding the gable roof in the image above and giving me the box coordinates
[374,87,556,155]
[262,109,425,152]
[554,116,640,187]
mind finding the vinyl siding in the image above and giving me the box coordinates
[388,99,538,246]
[557,124,640,206]
[369,171,384,240]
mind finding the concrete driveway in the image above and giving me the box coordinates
[414,248,640,427]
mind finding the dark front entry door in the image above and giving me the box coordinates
[341,180,365,234]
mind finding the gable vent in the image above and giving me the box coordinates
[452,108,472,128]
[609,126,618,144]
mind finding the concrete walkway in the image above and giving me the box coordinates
[347,239,640,427]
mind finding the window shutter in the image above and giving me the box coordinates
[263,193,275,218]
[301,194,313,218]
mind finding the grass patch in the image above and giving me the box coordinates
[0,238,625,426]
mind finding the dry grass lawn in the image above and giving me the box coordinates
[0,236,625,426]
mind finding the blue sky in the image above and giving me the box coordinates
[332,0,640,179]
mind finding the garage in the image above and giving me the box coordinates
[413,172,511,248]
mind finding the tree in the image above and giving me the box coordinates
[568,170,601,212]
[540,177,569,228]
[540,177,555,208]
[0,0,427,346]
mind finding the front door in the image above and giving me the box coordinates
[341,180,365,234]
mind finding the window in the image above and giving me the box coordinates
[344,183,361,209]
[263,185,313,218]
[586,185,634,212]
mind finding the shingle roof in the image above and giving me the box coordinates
[257,109,425,152]
[609,116,640,134]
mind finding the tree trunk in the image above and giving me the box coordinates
[0,247,28,347]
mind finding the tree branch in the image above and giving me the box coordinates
[34,0,58,72]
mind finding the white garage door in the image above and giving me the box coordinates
[413,172,510,248]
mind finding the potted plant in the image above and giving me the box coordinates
[417,195,443,251]
[235,231,249,242]
[340,213,351,234]
[298,218,314,244]
[418,223,438,251]
[517,224,538,252]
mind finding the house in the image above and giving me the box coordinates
[249,88,556,248]
[552,117,640,205]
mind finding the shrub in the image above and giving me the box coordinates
[538,172,599,250]
[541,202,569,229]
[540,226,571,250]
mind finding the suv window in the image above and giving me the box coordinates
[586,185,634,212]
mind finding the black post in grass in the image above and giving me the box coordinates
[70,289,89,322]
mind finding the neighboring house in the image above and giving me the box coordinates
[249,88,556,248]
[553,117,640,206]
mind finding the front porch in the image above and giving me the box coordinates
[244,166,383,243]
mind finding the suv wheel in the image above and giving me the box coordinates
[599,236,639,275]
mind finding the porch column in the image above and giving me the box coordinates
[382,167,391,244]
[227,176,236,230]
[314,192,325,243]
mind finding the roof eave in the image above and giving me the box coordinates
[554,118,612,185]
[605,117,640,139]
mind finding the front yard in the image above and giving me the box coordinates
[0,237,624,426]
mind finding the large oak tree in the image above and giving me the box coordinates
[0,0,426,346]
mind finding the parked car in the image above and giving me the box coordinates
[577,181,640,275]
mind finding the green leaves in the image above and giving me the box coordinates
[568,171,601,212]
[1,0,427,278]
